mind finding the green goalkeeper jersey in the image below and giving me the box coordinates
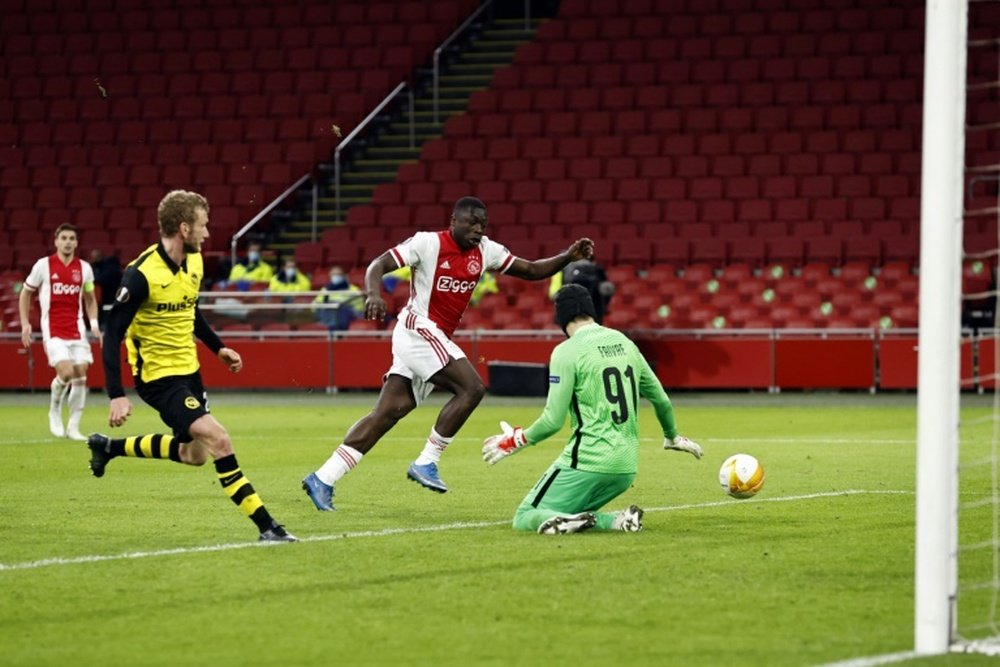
[523,323,678,474]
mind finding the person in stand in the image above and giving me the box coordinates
[469,270,499,307]
[302,196,595,511]
[227,241,274,289]
[482,284,703,534]
[548,257,615,324]
[89,248,123,328]
[19,223,102,440]
[268,257,311,294]
[87,190,295,543]
[313,265,362,331]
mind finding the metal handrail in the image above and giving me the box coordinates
[433,0,495,124]
[200,289,365,311]
[228,81,415,265]
[334,80,410,219]
[229,173,310,267]
[226,0,522,266]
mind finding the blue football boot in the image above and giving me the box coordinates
[406,462,448,493]
[301,472,336,511]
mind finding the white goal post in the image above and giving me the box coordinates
[914,0,968,656]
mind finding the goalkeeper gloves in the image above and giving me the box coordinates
[663,435,703,459]
[482,421,528,465]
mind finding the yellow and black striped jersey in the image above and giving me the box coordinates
[102,242,224,398]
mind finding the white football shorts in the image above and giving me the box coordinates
[387,310,465,404]
[44,337,93,367]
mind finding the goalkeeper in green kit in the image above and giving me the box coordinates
[482,284,703,534]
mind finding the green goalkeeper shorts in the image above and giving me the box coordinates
[514,463,635,524]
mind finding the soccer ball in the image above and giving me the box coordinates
[719,454,765,499]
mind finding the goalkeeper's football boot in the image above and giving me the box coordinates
[86,433,115,478]
[259,521,298,542]
[301,472,335,511]
[612,505,644,532]
[537,512,597,535]
[406,462,448,493]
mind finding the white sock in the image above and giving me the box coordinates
[50,377,68,414]
[315,445,363,486]
[414,428,453,465]
[67,379,87,430]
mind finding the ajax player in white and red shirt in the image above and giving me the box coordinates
[303,196,594,510]
[18,224,103,440]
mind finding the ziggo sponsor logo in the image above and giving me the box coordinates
[435,276,477,293]
[51,283,81,295]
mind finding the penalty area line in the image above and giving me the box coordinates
[0,490,909,572]
[0,520,508,573]
[645,488,911,513]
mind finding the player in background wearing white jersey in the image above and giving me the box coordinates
[18,224,102,440]
[303,196,594,510]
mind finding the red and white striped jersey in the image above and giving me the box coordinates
[390,230,515,337]
[24,255,94,341]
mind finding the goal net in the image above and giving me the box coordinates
[955,0,1000,654]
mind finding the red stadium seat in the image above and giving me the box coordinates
[615,240,651,266]
[691,238,728,267]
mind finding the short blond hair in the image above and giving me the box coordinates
[158,190,209,237]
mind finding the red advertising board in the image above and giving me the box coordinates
[878,335,918,389]
[0,332,982,392]
[638,336,772,389]
[774,336,875,389]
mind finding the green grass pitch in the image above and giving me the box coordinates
[0,391,997,667]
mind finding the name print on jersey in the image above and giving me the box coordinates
[597,343,627,358]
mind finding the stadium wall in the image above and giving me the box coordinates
[0,334,983,392]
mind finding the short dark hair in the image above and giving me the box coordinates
[54,223,77,238]
[452,196,487,220]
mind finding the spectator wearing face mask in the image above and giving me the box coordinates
[269,258,311,293]
[228,241,275,290]
[312,266,362,330]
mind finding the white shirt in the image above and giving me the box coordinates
[24,254,94,341]
[390,230,515,337]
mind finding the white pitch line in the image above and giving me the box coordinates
[812,650,919,667]
[0,490,910,573]
[704,437,915,445]
[0,520,509,573]
[645,489,911,513]
[0,435,917,447]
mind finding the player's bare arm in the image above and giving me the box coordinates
[83,289,103,347]
[505,237,596,281]
[363,253,397,320]
[17,283,37,348]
